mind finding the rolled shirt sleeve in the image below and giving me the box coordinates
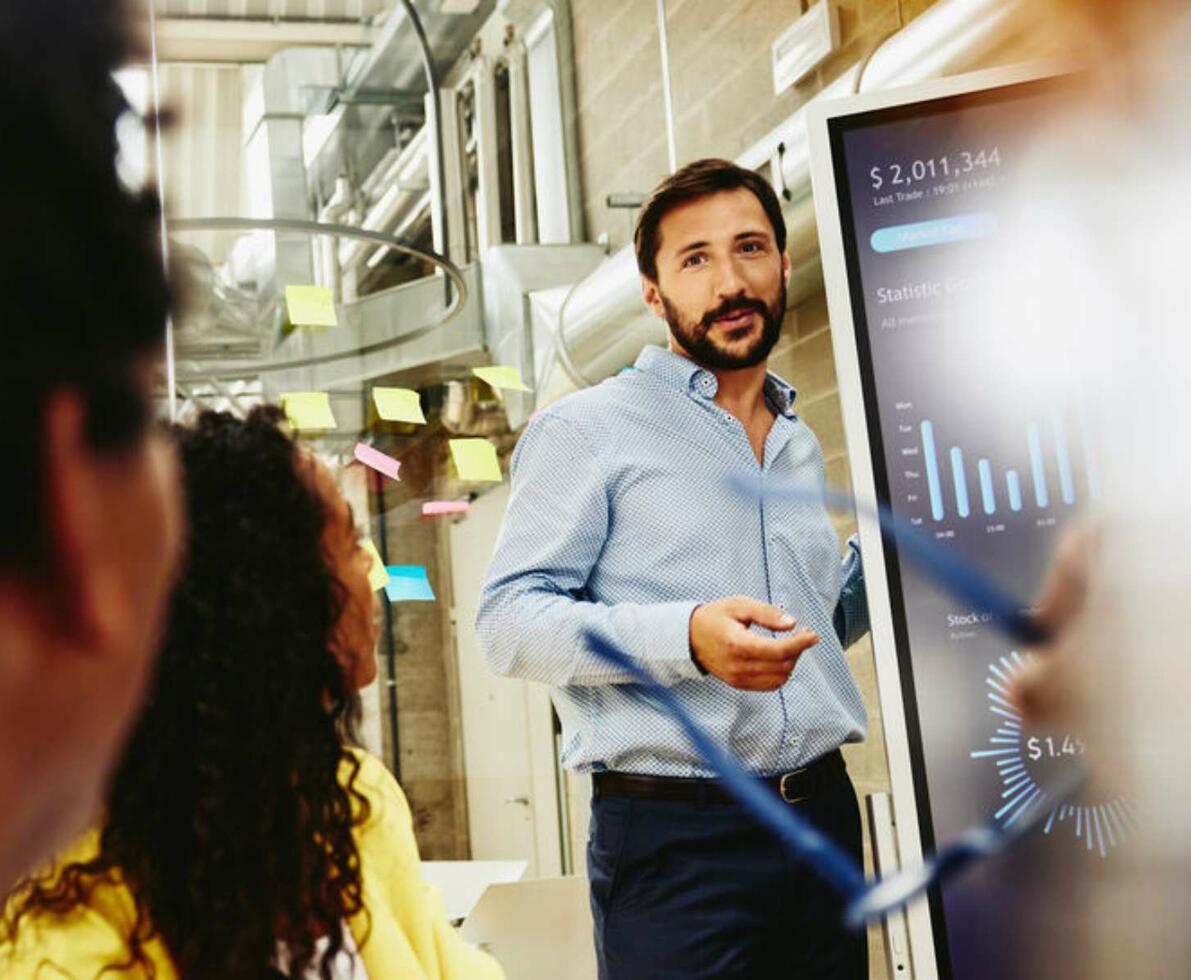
[833,534,869,649]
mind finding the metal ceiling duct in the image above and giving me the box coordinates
[165,0,586,431]
[153,0,388,20]
[303,0,497,210]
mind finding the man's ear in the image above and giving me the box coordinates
[41,390,118,651]
[641,275,666,320]
[781,250,791,285]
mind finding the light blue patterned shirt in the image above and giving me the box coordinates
[476,345,868,777]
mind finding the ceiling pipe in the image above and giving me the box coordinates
[655,0,677,175]
[395,0,451,301]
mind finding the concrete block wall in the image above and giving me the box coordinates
[372,426,472,860]
[367,412,517,861]
[572,0,939,254]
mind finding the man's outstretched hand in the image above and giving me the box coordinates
[690,597,819,691]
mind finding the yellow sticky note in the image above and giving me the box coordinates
[284,285,338,327]
[361,539,390,592]
[449,438,502,482]
[473,365,532,392]
[373,387,426,424]
[280,392,337,431]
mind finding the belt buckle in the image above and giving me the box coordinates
[779,767,808,805]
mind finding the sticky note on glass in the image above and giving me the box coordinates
[449,438,502,482]
[281,392,337,431]
[473,365,532,391]
[284,285,338,327]
[354,443,400,481]
[361,540,390,591]
[373,387,426,424]
[385,565,435,602]
[422,500,470,517]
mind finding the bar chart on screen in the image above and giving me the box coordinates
[891,399,1101,536]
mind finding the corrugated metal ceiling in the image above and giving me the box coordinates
[154,0,389,21]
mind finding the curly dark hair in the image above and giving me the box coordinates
[4,407,371,979]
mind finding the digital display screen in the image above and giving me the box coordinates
[827,79,1124,978]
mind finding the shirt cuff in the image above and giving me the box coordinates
[643,600,704,684]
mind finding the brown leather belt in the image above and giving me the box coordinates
[592,748,847,806]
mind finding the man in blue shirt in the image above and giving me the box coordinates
[477,158,868,978]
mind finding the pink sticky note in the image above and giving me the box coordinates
[354,443,401,481]
[422,500,470,517]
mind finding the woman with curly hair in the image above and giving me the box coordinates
[0,407,503,979]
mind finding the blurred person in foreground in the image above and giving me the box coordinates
[0,409,503,979]
[0,0,183,895]
[999,0,1191,976]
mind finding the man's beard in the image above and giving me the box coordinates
[661,282,786,371]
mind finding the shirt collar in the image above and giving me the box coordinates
[633,345,798,419]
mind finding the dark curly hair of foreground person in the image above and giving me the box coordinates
[3,407,371,979]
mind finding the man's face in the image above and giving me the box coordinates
[642,188,790,371]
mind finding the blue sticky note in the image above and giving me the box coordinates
[384,565,436,602]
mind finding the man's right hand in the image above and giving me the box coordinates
[689,597,819,691]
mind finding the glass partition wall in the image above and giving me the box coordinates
[138,3,1060,975]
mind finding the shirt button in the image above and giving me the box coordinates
[787,735,799,747]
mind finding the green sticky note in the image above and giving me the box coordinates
[449,438,502,483]
[284,285,338,328]
[473,365,532,392]
[280,392,337,431]
[361,540,390,591]
[373,387,426,424]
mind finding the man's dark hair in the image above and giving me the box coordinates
[0,0,173,569]
[633,158,787,280]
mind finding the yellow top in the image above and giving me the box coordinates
[0,750,504,980]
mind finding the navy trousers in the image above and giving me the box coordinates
[587,773,867,979]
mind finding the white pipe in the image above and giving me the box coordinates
[739,0,1030,192]
[549,0,1033,394]
[468,56,504,252]
[656,0,678,174]
[505,39,539,244]
[338,126,430,272]
[317,176,353,295]
[360,146,401,198]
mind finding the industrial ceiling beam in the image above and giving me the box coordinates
[154,17,378,63]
